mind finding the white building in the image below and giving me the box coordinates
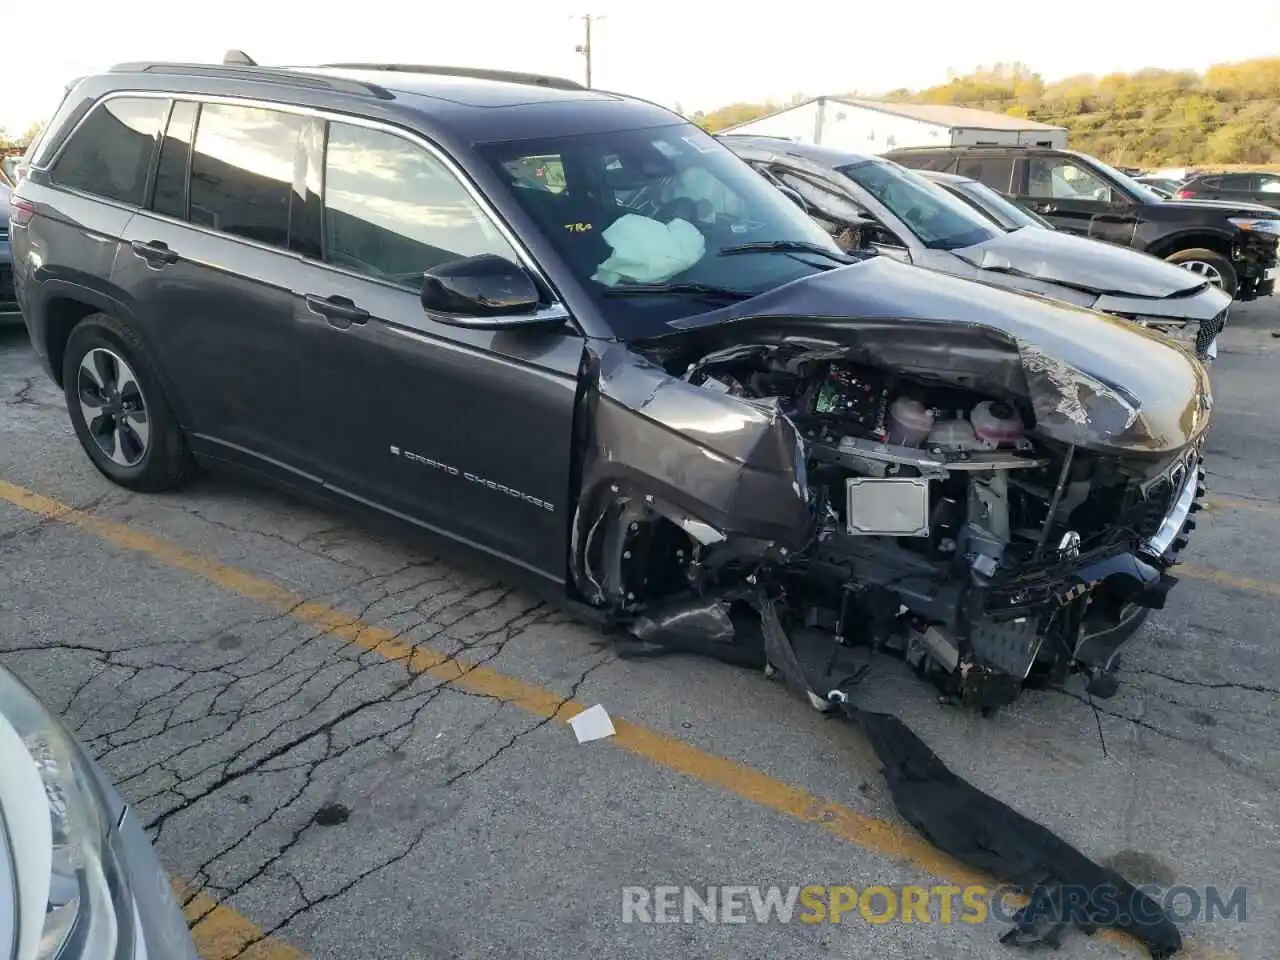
[718,97,1068,154]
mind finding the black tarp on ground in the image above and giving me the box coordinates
[622,590,1183,957]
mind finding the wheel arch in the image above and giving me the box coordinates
[36,281,130,388]
[33,279,191,428]
[1145,230,1233,261]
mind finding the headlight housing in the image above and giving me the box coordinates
[1018,344,1141,446]
[0,669,136,960]
[1228,216,1280,236]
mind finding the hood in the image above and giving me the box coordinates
[1159,197,1280,217]
[952,227,1210,299]
[662,257,1212,456]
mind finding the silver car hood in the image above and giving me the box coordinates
[0,711,53,960]
[952,227,1213,300]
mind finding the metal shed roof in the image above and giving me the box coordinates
[720,96,1065,134]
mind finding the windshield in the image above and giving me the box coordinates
[477,123,843,339]
[953,179,1053,231]
[834,159,1000,250]
[1087,156,1167,204]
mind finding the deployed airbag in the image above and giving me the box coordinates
[592,213,706,286]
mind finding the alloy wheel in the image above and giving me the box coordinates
[1177,260,1225,288]
[77,347,150,467]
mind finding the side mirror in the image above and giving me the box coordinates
[421,254,556,330]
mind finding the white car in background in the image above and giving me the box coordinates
[0,664,198,960]
[723,135,1231,361]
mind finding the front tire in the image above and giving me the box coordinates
[1165,247,1238,298]
[62,313,193,492]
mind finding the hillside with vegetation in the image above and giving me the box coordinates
[691,58,1280,168]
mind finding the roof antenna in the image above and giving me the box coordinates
[223,49,257,66]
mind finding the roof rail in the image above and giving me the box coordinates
[107,61,395,100]
[316,63,584,91]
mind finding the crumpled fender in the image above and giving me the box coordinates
[569,343,812,601]
[581,343,810,540]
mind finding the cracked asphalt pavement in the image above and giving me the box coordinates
[2,302,1279,960]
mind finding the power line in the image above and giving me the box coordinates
[571,14,605,88]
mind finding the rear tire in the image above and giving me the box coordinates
[62,313,193,492]
[1164,248,1238,298]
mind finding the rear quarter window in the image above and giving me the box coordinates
[1221,174,1257,190]
[49,96,168,206]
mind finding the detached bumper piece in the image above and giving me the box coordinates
[756,590,1184,958]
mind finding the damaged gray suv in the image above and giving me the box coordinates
[12,58,1208,712]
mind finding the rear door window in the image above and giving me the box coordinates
[188,103,305,249]
[49,96,168,206]
[956,156,1014,192]
[151,100,198,219]
[321,122,518,287]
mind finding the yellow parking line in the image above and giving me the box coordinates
[0,479,1240,960]
[177,882,307,960]
[1178,563,1280,599]
[1205,493,1280,516]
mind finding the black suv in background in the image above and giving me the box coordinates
[885,145,1280,300]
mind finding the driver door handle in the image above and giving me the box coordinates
[130,239,180,266]
[304,294,370,328]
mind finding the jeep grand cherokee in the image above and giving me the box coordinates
[11,58,1208,711]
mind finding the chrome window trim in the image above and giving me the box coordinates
[34,87,569,312]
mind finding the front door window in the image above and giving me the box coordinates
[1026,158,1114,203]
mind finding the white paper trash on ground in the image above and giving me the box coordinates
[569,704,616,744]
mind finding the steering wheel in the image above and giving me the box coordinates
[654,197,699,224]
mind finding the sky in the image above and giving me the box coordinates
[7,0,1279,135]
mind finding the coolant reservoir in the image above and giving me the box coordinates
[886,397,935,447]
[970,400,1025,448]
[926,418,977,451]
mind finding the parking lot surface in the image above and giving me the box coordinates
[2,302,1279,960]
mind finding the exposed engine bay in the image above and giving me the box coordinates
[576,340,1205,711]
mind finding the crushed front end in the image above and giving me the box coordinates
[572,299,1211,711]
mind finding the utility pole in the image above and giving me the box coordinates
[572,14,604,88]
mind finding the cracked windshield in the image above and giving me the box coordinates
[835,158,1000,249]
